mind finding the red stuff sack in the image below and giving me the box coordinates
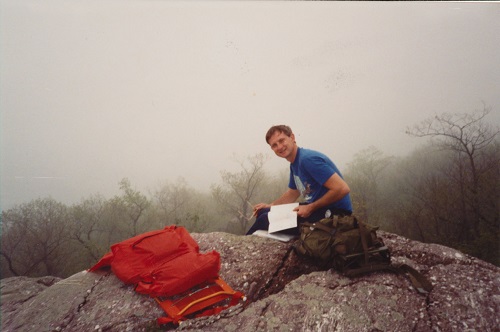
[89,225,220,297]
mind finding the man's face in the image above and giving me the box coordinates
[268,130,296,161]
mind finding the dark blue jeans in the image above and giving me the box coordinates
[245,204,351,236]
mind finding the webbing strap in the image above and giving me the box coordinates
[176,290,237,316]
[344,263,433,295]
[155,277,245,325]
[357,221,370,264]
[303,221,336,235]
[343,263,396,277]
[397,264,433,294]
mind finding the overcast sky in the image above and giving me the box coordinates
[1,1,499,210]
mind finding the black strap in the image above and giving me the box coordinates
[343,263,396,277]
[342,263,433,295]
[397,264,433,294]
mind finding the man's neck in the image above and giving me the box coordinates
[287,146,299,163]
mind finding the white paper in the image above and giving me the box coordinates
[268,202,299,233]
[252,230,297,242]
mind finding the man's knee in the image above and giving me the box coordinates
[246,210,270,235]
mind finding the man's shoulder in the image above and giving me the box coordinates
[299,147,329,160]
[298,148,336,172]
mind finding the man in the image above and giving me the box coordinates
[246,125,352,235]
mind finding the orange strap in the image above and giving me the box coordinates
[155,277,245,325]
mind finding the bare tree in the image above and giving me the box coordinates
[211,153,268,234]
[405,105,499,263]
[153,178,191,224]
[344,146,394,222]
[116,178,151,237]
[393,147,461,242]
[69,195,108,264]
[1,198,72,277]
[151,177,210,232]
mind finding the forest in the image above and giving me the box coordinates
[1,107,499,279]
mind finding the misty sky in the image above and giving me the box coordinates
[1,1,500,210]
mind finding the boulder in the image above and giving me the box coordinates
[1,231,499,331]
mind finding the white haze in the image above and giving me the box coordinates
[1,1,500,210]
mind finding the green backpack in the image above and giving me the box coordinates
[294,215,432,294]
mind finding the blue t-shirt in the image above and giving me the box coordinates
[288,147,352,212]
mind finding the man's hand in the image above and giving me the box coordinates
[253,203,271,216]
[293,204,314,218]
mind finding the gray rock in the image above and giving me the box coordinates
[1,231,499,331]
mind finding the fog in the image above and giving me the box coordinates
[1,1,500,210]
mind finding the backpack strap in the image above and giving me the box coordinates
[343,263,396,277]
[357,220,370,264]
[396,264,433,294]
[302,221,337,235]
[343,262,433,295]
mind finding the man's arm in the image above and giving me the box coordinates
[253,188,300,216]
[271,188,301,205]
[294,173,350,218]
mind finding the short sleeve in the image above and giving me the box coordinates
[301,155,336,185]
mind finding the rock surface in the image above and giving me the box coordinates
[1,231,499,331]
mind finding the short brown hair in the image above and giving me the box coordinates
[265,125,293,144]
